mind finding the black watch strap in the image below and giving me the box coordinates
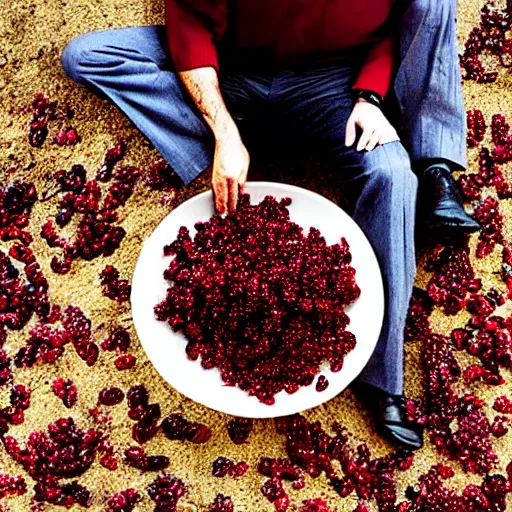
[352,89,385,109]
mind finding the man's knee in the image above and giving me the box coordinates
[61,34,91,84]
[363,142,418,191]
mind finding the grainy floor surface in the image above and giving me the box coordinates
[1,0,512,511]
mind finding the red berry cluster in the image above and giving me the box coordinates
[101,327,137,370]
[161,413,212,444]
[54,127,80,146]
[145,159,181,191]
[106,488,141,511]
[315,375,329,392]
[101,265,131,302]
[2,417,113,507]
[461,2,512,84]
[208,493,234,512]
[124,446,170,472]
[127,384,161,444]
[300,498,333,512]
[467,110,487,148]
[28,93,58,147]
[0,384,31,434]
[155,195,360,404]
[147,473,186,512]
[0,181,37,246]
[473,196,504,258]
[270,415,414,512]
[98,386,125,406]
[14,305,99,368]
[0,473,27,500]
[97,139,126,182]
[212,456,249,478]
[424,243,481,315]
[40,144,140,274]
[226,416,253,444]
[52,378,78,408]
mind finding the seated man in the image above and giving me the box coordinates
[61,0,478,450]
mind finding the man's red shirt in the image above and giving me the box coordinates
[166,0,396,98]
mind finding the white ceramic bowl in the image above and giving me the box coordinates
[131,182,384,418]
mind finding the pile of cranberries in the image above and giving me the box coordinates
[155,195,360,404]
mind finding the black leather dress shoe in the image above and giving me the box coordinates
[420,166,480,241]
[369,393,424,451]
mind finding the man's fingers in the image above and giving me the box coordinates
[213,178,228,215]
[238,167,248,194]
[345,117,357,147]
[366,129,381,152]
[226,177,238,213]
[357,127,374,152]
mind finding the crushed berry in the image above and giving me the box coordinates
[97,139,126,182]
[147,473,186,512]
[101,266,131,302]
[208,493,234,512]
[52,378,77,408]
[226,417,253,444]
[212,456,249,478]
[98,386,125,406]
[155,195,360,404]
[124,446,170,471]
[315,375,329,392]
[161,413,212,444]
[106,488,141,512]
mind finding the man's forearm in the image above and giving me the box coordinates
[178,67,237,142]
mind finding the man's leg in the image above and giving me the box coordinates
[61,26,270,185]
[393,0,480,238]
[276,63,422,448]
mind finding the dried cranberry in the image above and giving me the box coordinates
[52,378,77,408]
[98,386,125,406]
[161,413,212,444]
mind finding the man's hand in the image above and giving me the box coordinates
[345,99,400,152]
[213,127,250,215]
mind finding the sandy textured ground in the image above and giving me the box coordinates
[1,0,512,510]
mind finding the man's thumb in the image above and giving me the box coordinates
[345,118,357,147]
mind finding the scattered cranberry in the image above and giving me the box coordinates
[467,110,487,148]
[98,386,125,406]
[2,417,111,507]
[161,413,212,444]
[145,159,181,191]
[494,395,512,414]
[300,498,334,512]
[100,266,131,302]
[0,473,27,500]
[156,195,360,404]
[28,93,57,147]
[212,456,248,478]
[0,181,37,246]
[124,446,170,471]
[147,473,186,512]
[54,127,81,146]
[227,417,253,444]
[115,354,137,370]
[106,488,141,512]
[491,416,509,437]
[101,327,130,352]
[316,375,329,392]
[97,139,126,182]
[126,385,160,444]
[52,378,77,408]
[473,196,503,258]
[208,493,234,512]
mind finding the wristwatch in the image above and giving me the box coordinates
[352,89,384,109]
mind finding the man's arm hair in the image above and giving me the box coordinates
[178,67,237,142]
